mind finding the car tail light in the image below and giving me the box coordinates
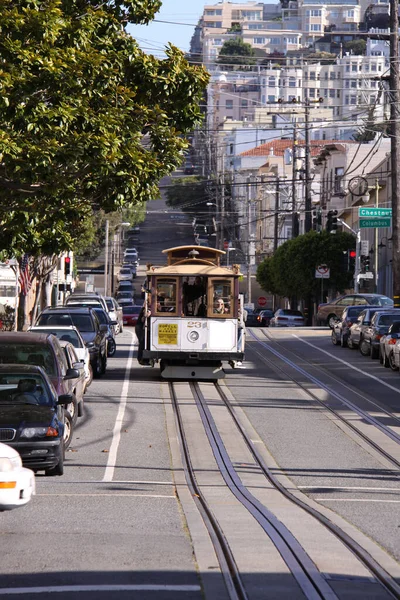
[0,481,17,489]
[346,320,353,327]
[277,317,286,321]
[389,338,397,345]
[257,316,261,321]
[374,334,383,341]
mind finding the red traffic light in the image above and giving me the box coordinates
[65,257,71,264]
[349,250,356,258]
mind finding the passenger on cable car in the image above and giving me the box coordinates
[183,276,206,316]
[213,298,227,314]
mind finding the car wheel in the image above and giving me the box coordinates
[45,440,65,476]
[107,338,116,357]
[86,364,93,389]
[384,351,390,368]
[66,394,78,427]
[328,314,339,330]
[379,348,384,364]
[389,352,398,371]
[359,338,370,356]
[370,346,379,360]
[64,411,73,449]
[331,330,338,345]
[340,334,348,348]
[100,352,107,374]
[347,336,354,349]
[93,353,103,378]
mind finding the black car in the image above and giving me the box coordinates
[348,307,400,353]
[331,305,367,347]
[0,364,71,476]
[35,307,108,377]
[257,309,274,327]
[244,309,261,327]
[91,307,117,357]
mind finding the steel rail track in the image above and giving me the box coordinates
[212,381,400,600]
[168,382,247,600]
[189,381,337,600]
[248,329,400,472]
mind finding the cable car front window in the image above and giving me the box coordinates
[155,278,178,314]
[210,279,233,317]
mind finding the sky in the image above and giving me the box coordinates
[128,0,277,57]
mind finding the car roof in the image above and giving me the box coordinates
[0,363,47,374]
[40,306,94,314]
[0,331,55,344]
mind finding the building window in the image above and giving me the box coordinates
[351,64,357,72]
[267,95,275,103]
[225,100,233,109]
[309,88,315,97]
[268,77,275,87]
[253,37,265,44]
[289,77,296,87]
[310,24,321,31]
[329,89,335,98]
[241,99,248,107]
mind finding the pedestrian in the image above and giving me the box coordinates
[135,306,151,365]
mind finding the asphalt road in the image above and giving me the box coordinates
[2,192,400,598]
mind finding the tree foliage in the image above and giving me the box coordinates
[165,177,211,216]
[0,0,209,258]
[216,37,256,69]
[256,230,356,299]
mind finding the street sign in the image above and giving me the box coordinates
[315,264,330,279]
[359,207,392,218]
[258,296,267,307]
[359,218,391,228]
[224,240,229,250]
[360,240,369,256]
[358,272,374,280]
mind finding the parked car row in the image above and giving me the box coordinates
[245,308,305,328]
[331,305,400,372]
[318,293,393,328]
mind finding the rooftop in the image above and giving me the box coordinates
[240,139,351,158]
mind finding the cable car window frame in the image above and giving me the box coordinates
[208,277,234,318]
[154,277,179,316]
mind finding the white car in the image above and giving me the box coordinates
[105,297,123,335]
[0,443,35,511]
[117,268,133,282]
[28,325,92,390]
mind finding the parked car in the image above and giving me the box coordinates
[117,267,133,283]
[35,307,108,379]
[348,307,397,351]
[0,443,35,511]
[59,342,86,414]
[379,321,400,370]
[28,325,92,392]
[65,293,108,312]
[244,309,261,327]
[317,294,393,328]
[257,309,274,327]
[121,263,137,278]
[270,309,305,327]
[331,305,367,347]
[184,161,195,175]
[0,364,71,475]
[0,331,82,431]
[116,291,135,306]
[117,281,134,293]
[122,305,142,327]
[105,297,123,335]
[91,307,117,357]
[357,310,400,358]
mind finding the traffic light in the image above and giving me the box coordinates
[64,255,71,277]
[312,208,322,232]
[326,209,338,233]
[360,255,370,273]
[349,249,356,272]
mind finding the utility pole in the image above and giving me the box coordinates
[304,99,312,233]
[390,0,400,306]
[220,155,225,251]
[104,219,109,297]
[246,175,252,305]
[274,176,280,252]
[292,122,299,238]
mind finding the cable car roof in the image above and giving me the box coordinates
[147,264,241,277]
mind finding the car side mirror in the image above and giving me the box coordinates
[100,324,108,333]
[110,320,118,326]
[58,394,73,405]
[72,361,84,368]
[65,368,79,380]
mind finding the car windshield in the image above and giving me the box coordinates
[0,374,52,406]
[347,307,365,318]
[371,296,394,306]
[106,299,113,310]
[120,269,131,275]
[279,310,303,316]
[30,328,83,348]
[0,344,57,377]
[93,309,109,324]
[117,292,133,298]
[377,314,400,326]
[37,313,95,332]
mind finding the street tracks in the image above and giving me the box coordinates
[169,380,400,600]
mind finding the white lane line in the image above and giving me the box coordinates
[316,498,400,503]
[36,480,173,485]
[37,493,176,498]
[102,332,136,483]
[0,584,201,596]
[292,334,400,395]
[299,486,400,492]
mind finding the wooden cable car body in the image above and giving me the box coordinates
[142,246,245,379]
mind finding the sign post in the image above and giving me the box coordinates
[258,296,267,307]
[315,264,330,307]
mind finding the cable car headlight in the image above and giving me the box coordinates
[188,330,200,342]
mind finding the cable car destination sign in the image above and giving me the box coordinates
[359,207,392,228]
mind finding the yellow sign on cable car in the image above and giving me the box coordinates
[158,323,178,345]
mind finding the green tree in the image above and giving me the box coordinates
[256,230,356,299]
[216,37,256,69]
[0,0,209,258]
[344,40,367,56]
[165,177,213,216]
